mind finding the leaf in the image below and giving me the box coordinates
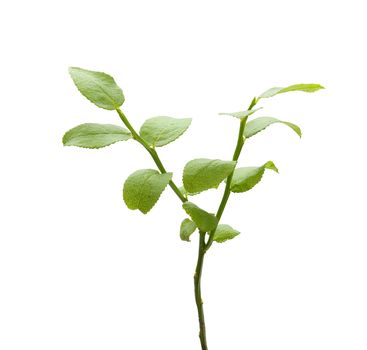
[258,84,324,99]
[123,169,172,214]
[179,186,189,199]
[69,67,125,110]
[245,117,301,138]
[230,161,278,193]
[139,116,192,147]
[219,107,262,120]
[213,224,240,243]
[180,219,197,242]
[183,159,236,194]
[182,202,218,232]
[62,123,132,149]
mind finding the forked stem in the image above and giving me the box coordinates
[116,101,256,350]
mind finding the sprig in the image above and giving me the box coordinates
[63,66,324,350]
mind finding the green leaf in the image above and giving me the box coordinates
[258,84,324,99]
[219,107,262,120]
[69,67,124,110]
[230,161,278,193]
[139,116,192,147]
[62,123,132,149]
[213,224,240,243]
[183,159,236,194]
[179,186,188,199]
[182,202,218,232]
[123,169,172,214]
[245,117,301,138]
[180,219,197,242]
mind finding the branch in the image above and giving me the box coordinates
[116,108,187,203]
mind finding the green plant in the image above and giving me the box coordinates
[63,67,324,349]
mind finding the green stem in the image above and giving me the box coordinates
[205,97,257,251]
[118,98,257,350]
[194,231,209,350]
[116,108,187,203]
[194,98,258,348]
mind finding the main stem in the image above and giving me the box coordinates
[193,98,257,349]
[116,100,257,350]
[194,231,208,350]
[116,107,209,348]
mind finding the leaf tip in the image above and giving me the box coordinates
[62,130,72,147]
[264,161,279,173]
[319,85,326,90]
[293,125,302,138]
[68,66,79,76]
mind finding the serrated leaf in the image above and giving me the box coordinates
[123,169,172,214]
[180,219,197,242]
[183,159,236,194]
[259,84,324,99]
[245,117,301,138]
[69,67,124,110]
[230,161,278,193]
[213,224,240,243]
[139,116,191,147]
[182,202,218,232]
[219,107,262,120]
[62,123,132,149]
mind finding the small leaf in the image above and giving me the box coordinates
[180,219,197,242]
[182,202,218,232]
[219,107,262,120]
[139,116,192,147]
[183,159,236,194]
[230,161,278,193]
[62,123,132,149]
[259,84,324,99]
[245,117,301,138]
[123,169,172,214]
[213,224,240,243]
[69,67,124,110]
[179,186,189,199]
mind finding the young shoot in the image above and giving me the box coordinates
[63,66,324,349]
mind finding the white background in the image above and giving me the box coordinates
[1,0,366,349]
